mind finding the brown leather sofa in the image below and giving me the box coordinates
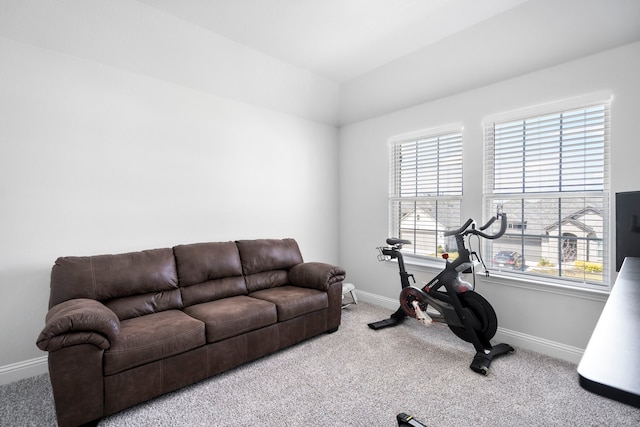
[36,238,345,427]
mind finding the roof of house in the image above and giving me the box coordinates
[544,207,603,234]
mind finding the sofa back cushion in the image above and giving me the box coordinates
[50,248,181,320]
[173,241,248,307]
[236,239,303,292]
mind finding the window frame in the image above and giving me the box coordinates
[388,124,463,261]
[482,94,612,290]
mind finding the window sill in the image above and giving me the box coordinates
[400,254,447,272]
[393,254,610,302]
[477,271,610,301]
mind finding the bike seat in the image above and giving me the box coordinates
[386,238,412,246]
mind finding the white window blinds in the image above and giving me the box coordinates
[485,104,609,195]
[391,131,463,197]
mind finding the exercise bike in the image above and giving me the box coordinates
[368,212,514,375]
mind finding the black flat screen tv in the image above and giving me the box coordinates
[615,191,640,271]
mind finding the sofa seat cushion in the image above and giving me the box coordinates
[250,286,328,322]
[104,310,205,375]
[183,296,277,343]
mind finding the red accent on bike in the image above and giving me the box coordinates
[442,253,449,259]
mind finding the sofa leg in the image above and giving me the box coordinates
[327,326,339,334]
[79,419,101,427]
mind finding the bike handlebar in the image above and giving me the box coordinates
[443,213,507,240]
[478,216,496,231]
[443,218,473,237]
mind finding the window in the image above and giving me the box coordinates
[389,126,463,258]
[484,100,610,288]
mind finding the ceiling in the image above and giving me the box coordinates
[137,0,531,83]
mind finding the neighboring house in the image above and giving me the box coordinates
[542,207,604,265]
[399,208,447,255]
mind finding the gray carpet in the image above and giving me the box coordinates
[2,302,639,426]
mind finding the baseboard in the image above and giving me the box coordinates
[494,327,584,364]
[0,356,48,386]
[356,290,584,364]
[356,290,399,310]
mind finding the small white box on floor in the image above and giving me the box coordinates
[342,282,357,308]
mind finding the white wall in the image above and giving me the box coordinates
[0,32,339,380]
[339,41,640,363]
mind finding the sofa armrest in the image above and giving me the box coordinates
[37,298,120,352]
[288,262,346,291]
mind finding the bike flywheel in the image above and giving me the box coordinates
[447,291,498,343]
